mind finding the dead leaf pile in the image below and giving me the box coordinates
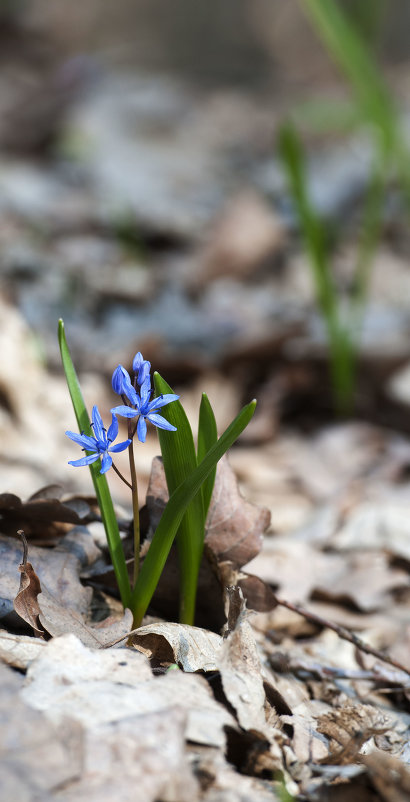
[1,424,410,801]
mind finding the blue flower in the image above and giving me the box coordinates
[66,405,131,473]
[111,377,179,443]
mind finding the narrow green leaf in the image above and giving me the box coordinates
[301,0,397,149]
[58,319,131,608]
[278,123,355,413]
[197,393,217,519]
[130,399,256,626]
[153,372,204,624]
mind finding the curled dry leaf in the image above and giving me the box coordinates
[13,531,45,637]
[1,528,98,623]
[217,587,287,747]
[130,621,223,671]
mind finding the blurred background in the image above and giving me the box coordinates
[1,0,410,512]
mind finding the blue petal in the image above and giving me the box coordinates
[100,452,112,473]
[92,405,106,445]
[146,412,177,432]
[139,377,151,409]
[109,438,132,453]
[65,431,97,450]
[69,453,100,467]
[107,413,119,443]
[110,405,138,419]
[137,416,147,443]
[123,382,139,406]
[147,393,179,412]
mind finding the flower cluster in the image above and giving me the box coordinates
[66,352,179,474]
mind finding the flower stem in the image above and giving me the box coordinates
[111,462,133,490]
[128,435,140,585]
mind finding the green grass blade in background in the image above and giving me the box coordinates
[130,399,257,627]
[197,393,217,519]
[58,319,131,608]
[154,372,205,624]
[300,0,397,150]
[278,123,337,331]
[278,123,355,413]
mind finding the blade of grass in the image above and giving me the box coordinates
[58,319,131,608]
[278,123,355,411]
[130,399,256,627]
[154,372,205,624]
[197,393,217,519]
[301,0,397,150]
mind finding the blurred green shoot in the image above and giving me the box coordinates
[278,0,407,412]
[300,0,410,194]
[278,123,383,414]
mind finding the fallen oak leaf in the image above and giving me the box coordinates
[13,531,46,638]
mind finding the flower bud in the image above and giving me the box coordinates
[132,351,151,385]
[112,364,132,395]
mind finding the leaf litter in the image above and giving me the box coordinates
[1,426,410,800]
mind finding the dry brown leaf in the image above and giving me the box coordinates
[131,621,222,671]
[362,750,410,802]
[312,552,409,612]
[146,455,270,568]
[0,629,45,669]
[0,661,82,800]
[38,588,133,647]
[217,593,274,739]
[0,528,98,624]
[205,456,270,567]
[245,537,344,604]
[22,634,237,749]
[0,485,95,541]
[13,532,45,637]
[58,707,199,802]
[316,704,391,765]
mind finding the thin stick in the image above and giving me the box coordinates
[273,594,410,678]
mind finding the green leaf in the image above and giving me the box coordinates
[154,372,205,624]
[130,399,256,626]
[197,393,217,519]
[58,319,131,608]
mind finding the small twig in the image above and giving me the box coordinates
[273,594,410,678]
